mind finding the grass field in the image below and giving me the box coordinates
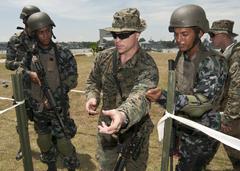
[0,52,233,171]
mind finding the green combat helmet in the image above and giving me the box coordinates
[20,5,40,19]
[209,20,238,37]
[169,4,209,33]
[104,8,146,33]
[27,12,55,34]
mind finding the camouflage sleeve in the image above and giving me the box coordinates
[117,59,159,129]
[5,34,20,70]
[157,90,188,111]
[59,47,78,92]
[158,56,227,117]
[181,56,227,117]
[222,50,240,124]
[85,52,104,104]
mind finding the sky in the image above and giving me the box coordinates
[0,0,240,42]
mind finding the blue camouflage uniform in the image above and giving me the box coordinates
[157,44,228,171]
[5,30,34,70]
[22,42,80,170]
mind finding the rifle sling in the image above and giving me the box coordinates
[112,50,124,101]
[119,114,149,143]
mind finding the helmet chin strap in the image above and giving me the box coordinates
[184,29,201,54]
[52,30,56,39]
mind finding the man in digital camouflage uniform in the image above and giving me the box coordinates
[85,8,159,171]
[5,5,40,161]
[5,5,40,70]
[146,4,228,171]
[209,20,240,170]
[209,19,238,56]
[22,12,79,171]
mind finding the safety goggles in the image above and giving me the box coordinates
[111,31,136,40]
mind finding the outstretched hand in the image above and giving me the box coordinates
[146,87,161,102]
[98,109,126,134]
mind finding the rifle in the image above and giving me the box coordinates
[31,48,69,137]
[114,115,148,171]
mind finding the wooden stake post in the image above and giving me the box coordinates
[11,73,33,171]
[161,60,176,171]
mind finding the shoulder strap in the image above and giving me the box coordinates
[174,51,182,67]
[112,50,124,101]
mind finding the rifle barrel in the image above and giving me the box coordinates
[114,156,126,171]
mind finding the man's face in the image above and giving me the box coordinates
[174,28,196,52]
[36,26,52,47]
[210,33,227,49]
[111,31,140,54]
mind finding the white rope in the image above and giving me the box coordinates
[157,111,240,151]
[0,96,15,101]
[0,97,25,115]
[70,89,85,94]
[0,88,85,116]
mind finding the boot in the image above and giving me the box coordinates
[47,162,57,171]
[15,148,23,161]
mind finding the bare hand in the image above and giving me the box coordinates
[29,71,41,85]
[221,123,232,133]
[146,87,161,102]
[98,109,126,134]
[85,98,98,115]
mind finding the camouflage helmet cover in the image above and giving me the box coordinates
[27,12,55,34]
[209,20,238,37]
[104,8,146,32]
[169,4,209,33]
[20,5,40,19]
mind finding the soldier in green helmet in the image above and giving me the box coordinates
[209,19,240,170]
[85,8,159,171]
[5,5,40,161]
[22,12,79,171]
[146,4,228,171]
[5,5,40,70]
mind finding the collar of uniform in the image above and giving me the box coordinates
[38,41,54,54]
[223,42,236,60]
[225,42,235,53]
[182,43,206,61]
[117,47,141,69]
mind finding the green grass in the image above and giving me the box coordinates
[0,52,233,170]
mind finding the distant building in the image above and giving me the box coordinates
[140,40,163,52]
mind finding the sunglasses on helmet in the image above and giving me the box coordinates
[111,31,136,40]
